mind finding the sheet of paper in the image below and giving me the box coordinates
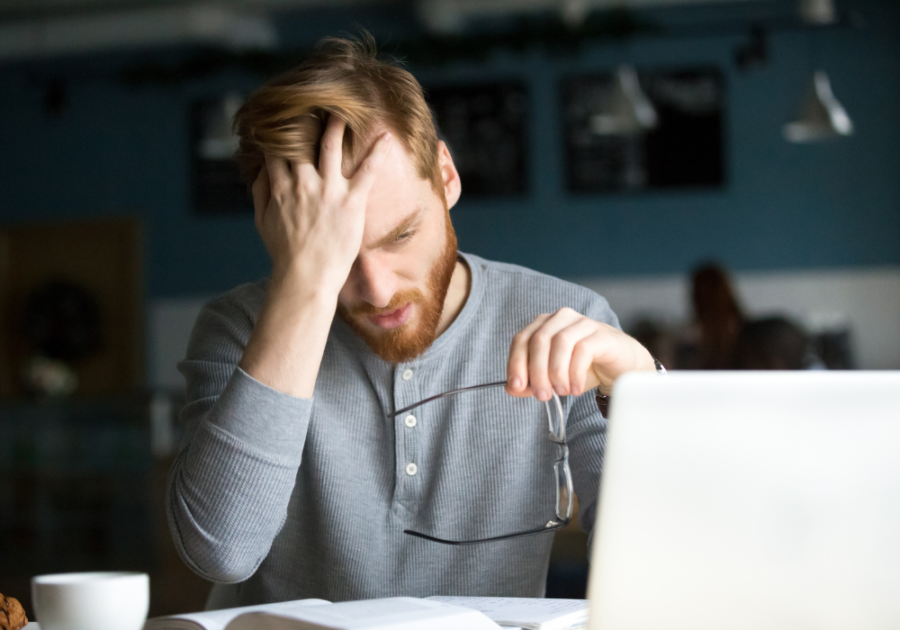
[153,598,331,630]
[226,598,501,630]
[427,597,587,630]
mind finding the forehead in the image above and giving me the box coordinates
[356,137,437,237]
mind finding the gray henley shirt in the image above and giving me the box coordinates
[167,252,618,607]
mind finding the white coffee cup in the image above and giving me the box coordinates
[31,572,149,630]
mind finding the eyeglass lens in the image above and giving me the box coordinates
[544,395,566,442]
[555,456,574,523]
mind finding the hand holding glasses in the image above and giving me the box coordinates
[388,381,573,545]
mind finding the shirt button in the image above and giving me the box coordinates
[404,415,417,428]
[405,463,418,476]
[401,369,414,381]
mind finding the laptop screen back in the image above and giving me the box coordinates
[587,371,900,630]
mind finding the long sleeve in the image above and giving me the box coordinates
[166,286,314,584]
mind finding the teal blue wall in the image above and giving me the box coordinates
[0,0,897,298]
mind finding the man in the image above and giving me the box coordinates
[168,35,658,608]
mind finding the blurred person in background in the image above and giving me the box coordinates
[167,34,660,608]
[677,262,745,369]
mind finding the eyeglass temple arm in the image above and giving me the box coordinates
[403,518,572,546]
[388,380,509,418]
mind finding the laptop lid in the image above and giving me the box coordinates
[586,371,900,630]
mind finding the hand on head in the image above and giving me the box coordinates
[252,115,393,292]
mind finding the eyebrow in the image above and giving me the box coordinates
[371,206,426,249]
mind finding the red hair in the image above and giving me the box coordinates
[233,34,444,203]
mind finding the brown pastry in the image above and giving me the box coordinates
[0,592,28,630]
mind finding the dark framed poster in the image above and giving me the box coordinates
[190,95,253,215]
[426,81,529,197]
[561,68,725,193]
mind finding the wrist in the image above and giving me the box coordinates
[270,264,342,306]
[596,357,666,415]
[637,347,658,373]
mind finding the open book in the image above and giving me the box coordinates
[143,596,587,630]
[429,597,587,630]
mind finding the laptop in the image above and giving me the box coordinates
[586,371,900,630]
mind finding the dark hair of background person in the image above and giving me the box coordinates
[733,316,810,370]
[688,262,745,369]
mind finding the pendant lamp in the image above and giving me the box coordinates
[590,65,659,136]
[198,92,244,160]
[783,70,853,142]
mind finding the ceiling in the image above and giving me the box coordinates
[0,0,786,61]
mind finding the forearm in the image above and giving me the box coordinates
[239,269,341,399]
[167,367,312,583]
[241,122,392,400]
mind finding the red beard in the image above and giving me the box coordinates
[337,213,458,363]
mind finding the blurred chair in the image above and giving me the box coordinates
[811,328,855,370]
[733,316,823,370]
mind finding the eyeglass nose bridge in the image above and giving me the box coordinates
[552,442,570,460]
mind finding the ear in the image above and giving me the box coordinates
[437,141,462,209]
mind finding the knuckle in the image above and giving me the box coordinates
[298,177,317,196]
[551,365,568,382]
[557,329,577,346]
[323,183,343,201]
[573,339,592,359]
[344,188,362,206]
[272,178,289,196]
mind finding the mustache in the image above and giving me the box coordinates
[346,288,425,317]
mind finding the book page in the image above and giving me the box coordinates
[427,597,588,630]
[224,597,502,630]
[144,598,331,630]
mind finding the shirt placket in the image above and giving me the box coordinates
[393,364,421,508]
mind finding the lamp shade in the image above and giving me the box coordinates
[197,92,244,160]
[783,70,854,143]
[590,65,659,136]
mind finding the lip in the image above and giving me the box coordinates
[368,303,413,330]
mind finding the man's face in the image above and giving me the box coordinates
[336,138,459,363]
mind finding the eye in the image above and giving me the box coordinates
[395,230,416,243]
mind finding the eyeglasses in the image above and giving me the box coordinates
[387,381,573,545]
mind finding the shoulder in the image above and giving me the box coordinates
[463,252,620,329]
[186,279,269,355]
[201,279,269,322]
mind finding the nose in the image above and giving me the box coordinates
[349,254,396,309]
